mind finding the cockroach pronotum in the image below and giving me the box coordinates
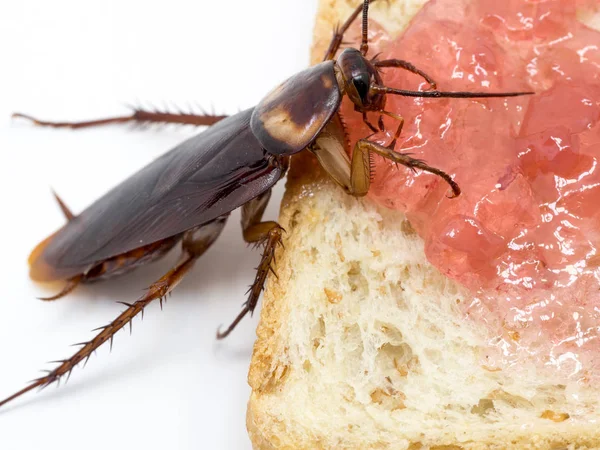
[0,0,532,411]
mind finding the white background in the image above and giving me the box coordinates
[0,1,317,448]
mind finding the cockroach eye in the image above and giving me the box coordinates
[352,74,370,102]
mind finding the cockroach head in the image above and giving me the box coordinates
[336,48,385,111]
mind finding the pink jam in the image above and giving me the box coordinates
[341,0,600,381]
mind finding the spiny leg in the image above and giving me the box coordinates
[216,191,283,339]
[311,113,458,198]
[323,0,378,61]
[12,108,227,130]
[354,139,461,197]
[0,216,227,409]
[374,59,437,90]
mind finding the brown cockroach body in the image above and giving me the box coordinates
[0,0,533,409]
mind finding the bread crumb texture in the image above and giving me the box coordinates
[248,155,600,449]
[247,1,600,448]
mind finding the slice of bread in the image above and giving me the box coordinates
[247,1,600,449]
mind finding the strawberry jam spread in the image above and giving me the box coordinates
[341,0,600,381]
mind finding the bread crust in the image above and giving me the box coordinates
[247,1,600,449]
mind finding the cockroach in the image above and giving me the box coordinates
[0,0,533,410]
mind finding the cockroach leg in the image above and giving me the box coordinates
[215,227,283,339]
[51,189,75,221]
[378,110,405,149]
[362,111,379,133]
[355,139,461,198]
[323,0,378,61]
[314,120,459,198]
[374,59,437,90]
[0,216,227,409]
[12,109,228,130]
[37,275,82,301]
[310,114,370,197]
[240,189,275,244]
[377,115,385,132]
[216,191,283,339]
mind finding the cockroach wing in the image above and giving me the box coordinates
[30,108,283,282]
[250,60,341,156]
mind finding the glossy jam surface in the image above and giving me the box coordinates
[342,0,600,381]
